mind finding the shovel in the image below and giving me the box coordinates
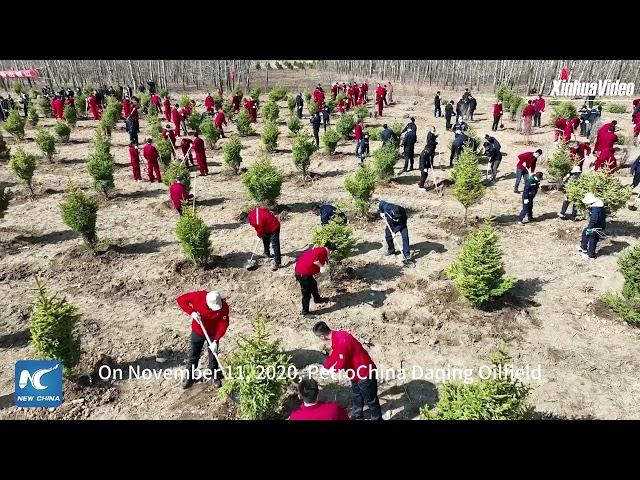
[382,215,415,267]
[245,207,262,270]
[192,315,225,379]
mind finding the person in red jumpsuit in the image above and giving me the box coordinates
[246,99,257,123]
[352,82,360,105]
[192,132,208,176]
[245,206,281,270]
[375,84,385,117]
[289,378,349,421]
[142,138,162,183]
[560,67,569,81]
[569,142,592,169]
[163,95,171,122]
[214,109,227,138]
[330,82,339,100]
[360,81,368,102]
[521,100,535,136]
[595,126,618,160]
[554,118,567,142]
[128,142,142,182]
[122,96,132,118]
[169,176,193,215]
[171,104,181,137]
[64,94,75,112]
[594,120,617,153]
[338,97,346,114]
[347,84,355,107]
[150,93,162,113]
[594,148,617,171]
[180,137,194,167]
[204,92,214,114]
[231,92,240,113]
[176,290,229,389]
[87,91,101,120]
[563,117,579,142]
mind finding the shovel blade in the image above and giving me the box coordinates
[245,259,258,270]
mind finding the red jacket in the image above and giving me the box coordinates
[204,95,214,110]
[360,82,368,93]
[338,98,346,113]
[169,182,191,210]
[171,107,180,124]
[522,104,535,118]
[597,130,617,152]
[516,152,537,172]
[128,145,140,163]
[231,94,240,112]
[533,98,545,113]
[354,123,363,141]
[375,86,385,101]
[295,247,328,276]
[247,207,280,237]
[122,98,132,117]
[192,136,206,159]
[595,149,616,171]
[570,143,591,163]
[554,118,567,130]
[151,94,161,107]
[128,106,139,122]
[142,143,160,163]
[176,291,229,340]
[180,138,192,154]
[162,128,176,146]
[560,67,569,80]
[563,122,574,140]
[324,330,376,381]
[163,97,171,112]
[289,402,349,420]
[214,111,227,128]
[493,103,503,117]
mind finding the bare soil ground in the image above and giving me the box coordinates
[1,70,639,420]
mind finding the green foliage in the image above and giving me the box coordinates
[12,82,25,95]
[465,125,481,152]
[344,164,377,216]
[38,96,53,117]
[292,130,316,176]
[236,108,255,136]
[9,147,37,194]
[496,84,512,102]
[223,137,243,173]
[261,120,280,152]
[29,279,82,377]
[155,138,173,168]
[325,97,336,113]
[304,91,312,104]
[87,134,115,198]
[176,208,210,265]
[390,121,403,148]
[163,161,191,192]
[76,93,86,117]
[446,219,515,307]
[159,89,169,99]
[287,115,302,136]
[60,182,99,248]
[603,242,640,326]
[222,99,233,120]
[27,105,39,126]
[220,312,292,420]
[261,101,280,122]
[565,171,632,216]
[550,101,578,124]
[147,115,163,140]
[249,88,261,102]
[35,128,56,161]
[3,110,25,140]
[421,348,532,419]
[54,121,71,142]
[322,128,341,154]
[312,220,357,263]
[335,92,347,103]
[82,85,95,96]
[268,86,288,102]
[241,155,282,205]
[336,113,356,139]
[509,95,525,115]
[179,95,191,108]
[616,132,627,145]
[286,94,296,113]
[214,95,223,111]
[450,145,485,222]
[200,119,220,148]
[547,141,573,183]
[63,104,77,126]
[100,97,121,133]
[0,187,13,219]
[369,127,382,141]
[354,106,368,122]
[371,144,399,183]
[137,91,151,111]
[308,102,320,115]
[186,110,201,133]
[605,102,627,114]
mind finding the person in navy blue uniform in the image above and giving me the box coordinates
[378,200,413,263]
[579,193,607,259]
[314,203,347,226]
[518,172,543,225]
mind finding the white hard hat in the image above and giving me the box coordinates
[206,291,223,311]
[571,165,581,173]
[582,192,598,205]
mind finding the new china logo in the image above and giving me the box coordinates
[14,360,63,408]
[550,79,635,97]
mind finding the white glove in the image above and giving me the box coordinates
[523,199,529,204]
[424,168,428,172]
[320,265,328,274]
[380,212,385,219]
[191,311,201,322]
[210,341,218,354]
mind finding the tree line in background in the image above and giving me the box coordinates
[2,60,640,94]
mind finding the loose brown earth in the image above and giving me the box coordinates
[1,70,639,420]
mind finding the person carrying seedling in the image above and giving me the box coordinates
[379,200,412,263]
[578,193,606,259]
[169,176,193,216]
[312,321,382,421]
[289,378,349,420]
[313,203,347,226]
[142,138,162,183]
[243,206,281,271]
[514,149,542,193]
[558,166,582,220]
[518,172,543,225]
[176,290,229,389]
[294,243,334,316]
